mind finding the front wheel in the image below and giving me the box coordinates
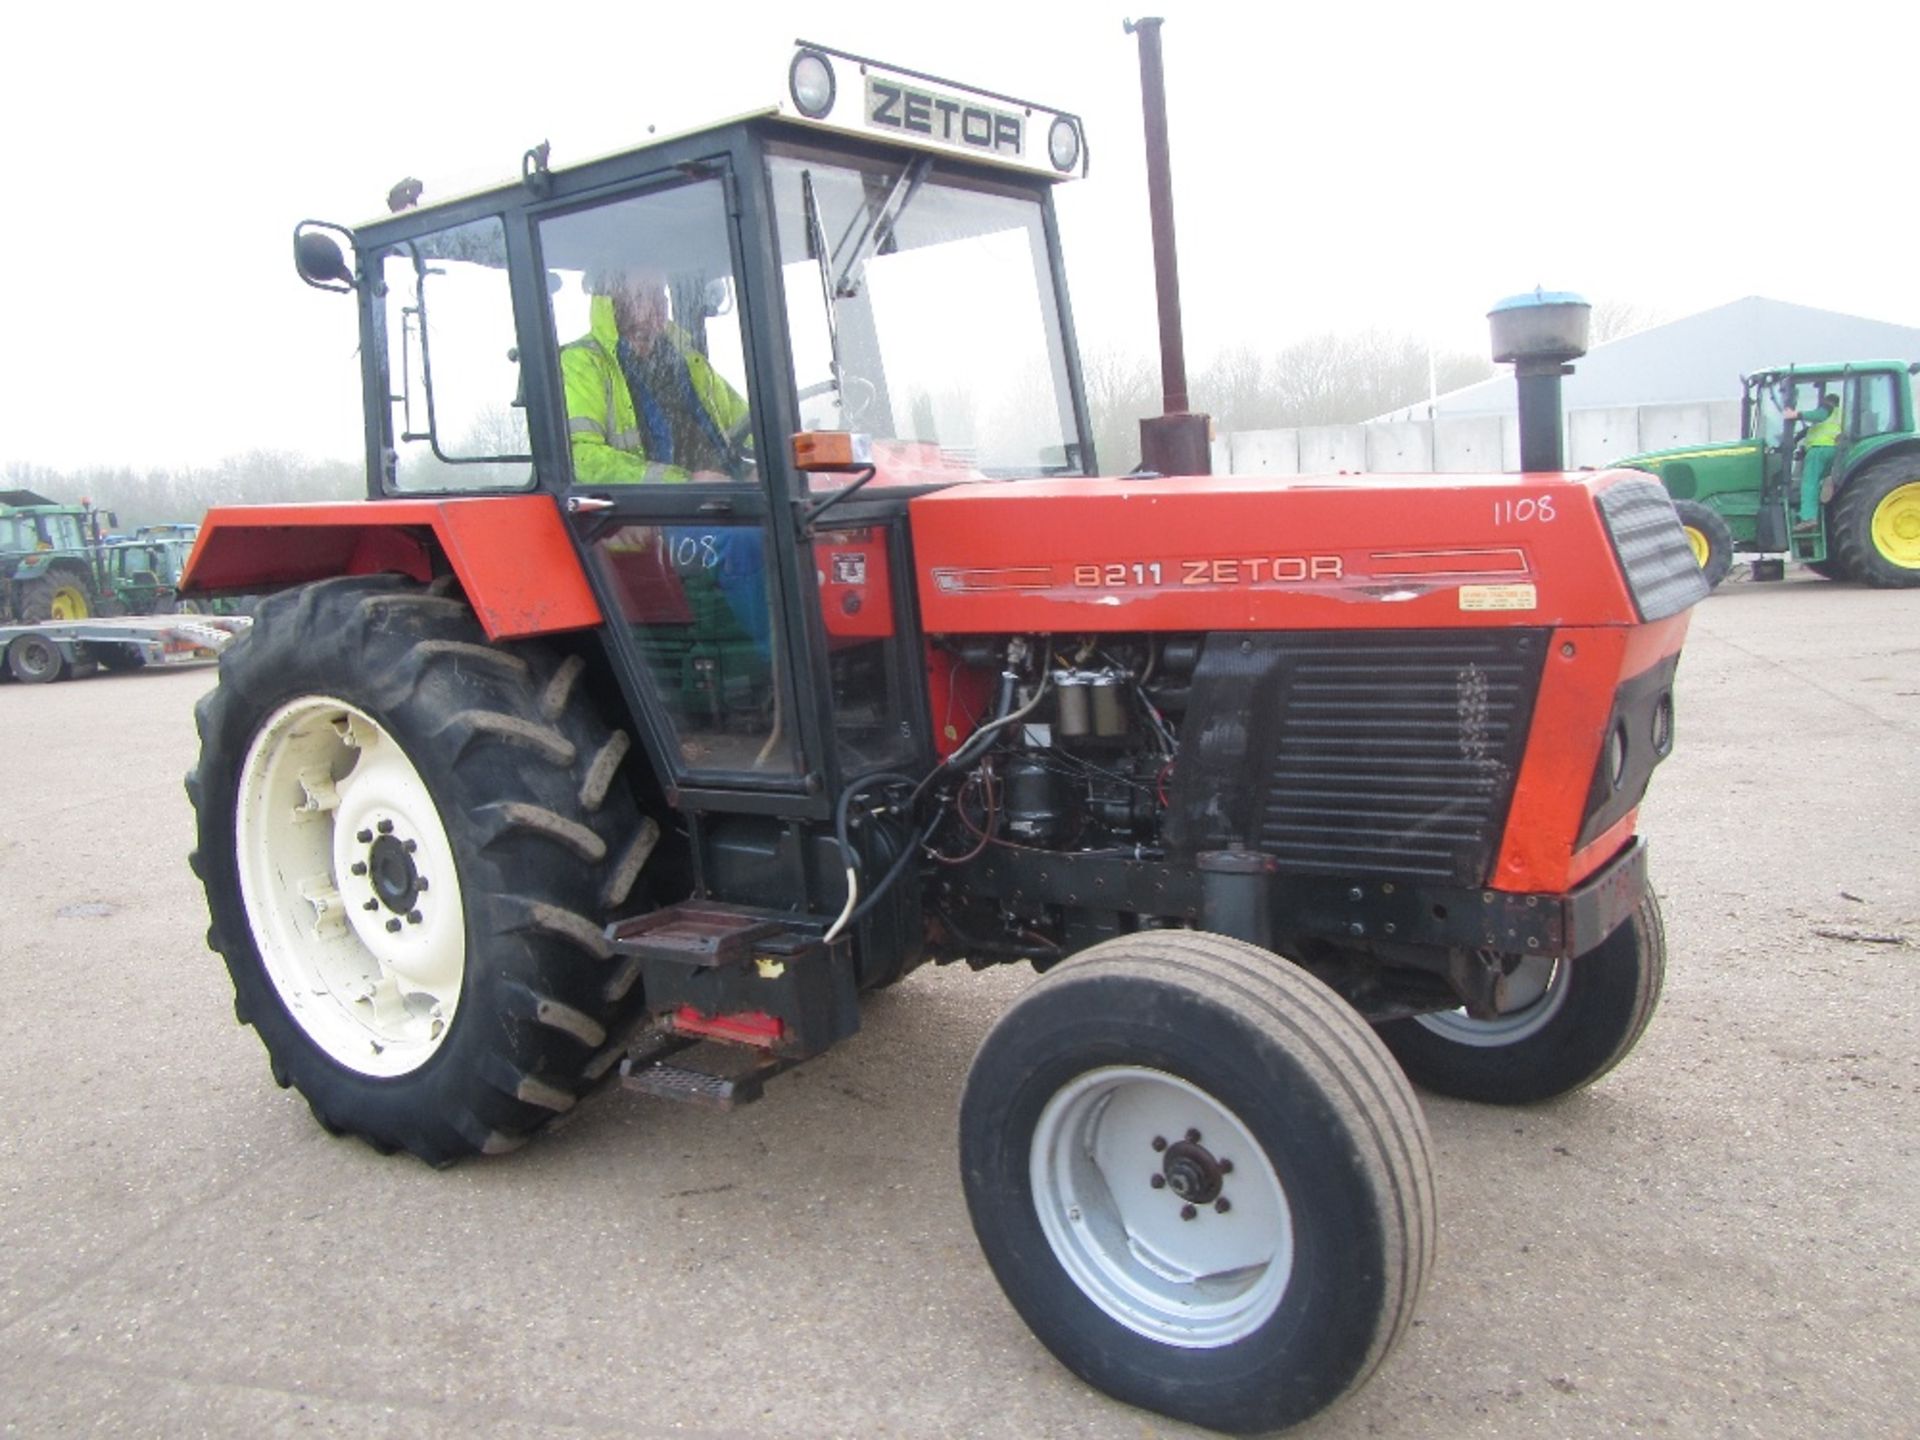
[1375,894,1665,1104]
[960,932,1434,1435]
[1829,460,1920,588]
[189,575,660,1164]
[1671,500,1733,590]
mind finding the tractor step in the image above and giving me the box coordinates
[606,901,796,968]
[620,1049,794,1111]
[606,901,860,1063]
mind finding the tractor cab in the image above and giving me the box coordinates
[1743,362,1913,468]
[256,42,1090,808]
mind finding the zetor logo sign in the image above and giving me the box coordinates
[866,78,1024,157]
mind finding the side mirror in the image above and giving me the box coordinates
[702,275,736,319]
[294,223,356,293]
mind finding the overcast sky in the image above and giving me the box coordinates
[4,0,1915,472]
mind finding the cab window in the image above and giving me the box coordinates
[372,215,533,492]
[1850,373,1899,441]
[538,180,755,487]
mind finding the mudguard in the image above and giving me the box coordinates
[180,496,601,641]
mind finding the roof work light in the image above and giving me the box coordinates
[789,48,837,119]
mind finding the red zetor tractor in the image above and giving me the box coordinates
[182,41,1706,1435]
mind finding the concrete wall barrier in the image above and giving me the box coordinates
[1364,422,1433,472]
[1221,402,1749,476]
[1297,426,1368,473]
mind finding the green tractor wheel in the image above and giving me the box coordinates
[18,569,96,623]
[1671,500,1733,590]
[1830,460,1920,588]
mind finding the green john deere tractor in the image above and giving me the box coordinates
[1616,361,1920,589]
[0,490,115,622]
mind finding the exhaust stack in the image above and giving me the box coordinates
[1127,16,1212,476]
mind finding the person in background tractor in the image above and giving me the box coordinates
[1784,390,1842,533]
[561,266,750,486]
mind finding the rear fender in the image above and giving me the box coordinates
[1838,435,1920,491]
[180,496,602,641]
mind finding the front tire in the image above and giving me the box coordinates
[1376,895,1665,1104]
[1672,500,1733,590]
[188,575,659,1164]
[960,932,1434,1435]
[1829,459,1920,588]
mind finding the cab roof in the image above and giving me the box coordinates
[354,41,1085,231]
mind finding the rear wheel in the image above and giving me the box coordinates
[1376,895,1665,1104]
[7,633,69,684]
[189,574,660,1164]
[1829,460,1920,588]
[960,931,1434,1435]
[1671,500,1733,590]
[17,566,95,622]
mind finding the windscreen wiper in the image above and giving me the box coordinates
[830,155,930,300]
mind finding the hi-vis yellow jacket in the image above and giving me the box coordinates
[560,295,749,485]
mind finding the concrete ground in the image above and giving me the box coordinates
[0,571,1914,1438]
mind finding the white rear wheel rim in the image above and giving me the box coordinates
[235,696,466,1077]
[1030,1065,1293,1348]
[1413,954,1567,1047]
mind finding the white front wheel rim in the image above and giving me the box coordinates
[1030,1066,1293,1348]
[1413,954,1568,1047]
[235,696,466,1077]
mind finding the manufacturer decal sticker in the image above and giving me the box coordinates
[1459,583,1538,611]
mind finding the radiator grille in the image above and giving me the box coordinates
[1251,635,1543,883]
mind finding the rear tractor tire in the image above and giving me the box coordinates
[1829,459,1920,588]
[1375,895,1665,1105]
[188,574,659,1164]
[18,566,95,623]
[1671,500,1733,590]
[960,931,1435,1435]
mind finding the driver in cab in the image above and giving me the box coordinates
[561,266,749,485]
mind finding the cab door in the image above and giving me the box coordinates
[533,169,813,802]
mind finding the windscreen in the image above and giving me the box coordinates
[767,146,1083,480]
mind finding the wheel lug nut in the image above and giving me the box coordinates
[403,839,417,854]
[363,899,379,912]
[377,819,394,835]
[1150,1174,1166,1189]
[1215,1198,1232,1214]
[385,918,402,933]
[1186,1128,1202,1143]
[350,861,368,876]
[406,910,423,925]
[1180,1205,1197,1221]
[1219,1158,1234,1174]
[416,878,430,892]
[1151,1136,1168,1152]
[356,829,373,844]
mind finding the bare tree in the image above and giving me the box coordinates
[1080,345,1160,473]
[11,452,362,530]
[1587,299,1667,346]
[1191,330,1492,430]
